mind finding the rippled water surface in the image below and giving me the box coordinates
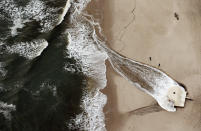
[0,0,107,131]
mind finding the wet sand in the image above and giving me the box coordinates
[102,0,201,131]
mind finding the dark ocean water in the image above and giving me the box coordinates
[0,0,87,130]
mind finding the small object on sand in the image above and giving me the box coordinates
[149,57,152,61]
[158,63,160,67]
[174,12,179,20]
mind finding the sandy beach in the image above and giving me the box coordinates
[101,0,201,131]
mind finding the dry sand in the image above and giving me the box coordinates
[101,0,201,131]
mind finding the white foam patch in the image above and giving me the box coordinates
[6,39,48,59]
[0,101,16,120]
[10,18,24,37]
[10,18,30,37]
[66,0,108,130]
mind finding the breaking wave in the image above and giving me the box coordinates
[66,0,108,130]
[4,39,48,59]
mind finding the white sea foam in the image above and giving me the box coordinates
[6,39,48,59]
[10,18,30,37]
[0,101,16,120]
[0,0,70,35]
[66,0,108,130]
[69,90,107,131]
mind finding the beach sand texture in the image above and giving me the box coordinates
[101,0,201,131]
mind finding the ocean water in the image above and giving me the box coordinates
[0,0,107,131]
